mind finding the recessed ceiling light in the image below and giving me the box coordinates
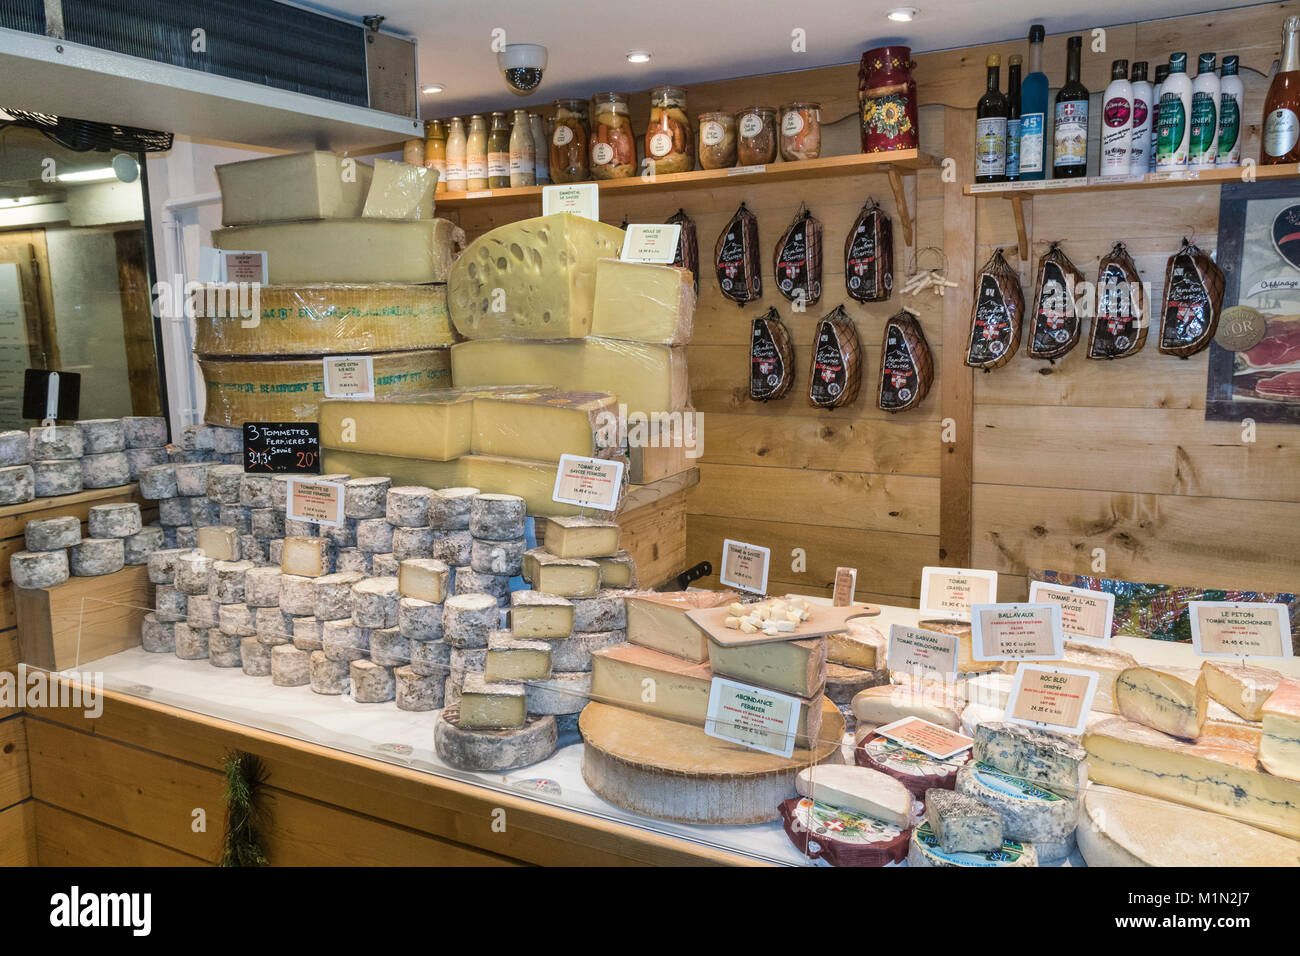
[626,51,652,63]
[887,7,917,21]
[422,84,444,94]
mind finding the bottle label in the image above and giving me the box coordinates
[1101,95,1131,172]
[701,121,726,146]
[1104,95,1131,128]
[466,158,487,179]
[509,151,534,175]
[1006,118,1021,178]
[1219,94,1241,160]
[591,142,614,165]
[975,116,1007,177]
[1132,96,1149,129]
[1019,113,1045,174]
[1188,91,1218,163]
[446,161,466,183]
[1157,92,1189,165]
[1054,101,1088,167]
[1130,95,1150,167]
[1264,108,1299,158]
[488,152,508,177]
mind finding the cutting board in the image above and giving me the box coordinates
[688,601,879,648]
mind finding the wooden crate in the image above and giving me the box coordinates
[14,564,152,671]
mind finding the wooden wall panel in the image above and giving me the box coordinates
[34,803,208,867]
[0,716,31,810]
[0,801,35,866]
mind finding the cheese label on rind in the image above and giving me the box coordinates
[323,356,375,399]
[909,821,1034,868]
[857,734,970,785]
[779,797,909,867]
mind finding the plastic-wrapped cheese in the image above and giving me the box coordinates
[24,515,80,552]
[10,549,70,589]
[70,538,125,576]
[29,425,83,460]
[87,503,142,539]
[33,460,81,497]
[591,258,695,345]
[0,465,34,505]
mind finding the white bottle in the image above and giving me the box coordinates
[1189,52,1220,168]
[1101,58,1134,175]
[1156,52,1194,168]
[1217,55,1245,166]
[1150,64,1167,171]
[1129,61,1153,174]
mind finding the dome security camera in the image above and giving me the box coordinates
[498,43,548,95]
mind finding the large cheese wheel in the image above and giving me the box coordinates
[435,712,557,772]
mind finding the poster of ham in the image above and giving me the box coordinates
[1208,183,1300,423]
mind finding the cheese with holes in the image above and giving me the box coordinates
[451,338,688,416]
[1261,678,1300,782]
[200,349,451,426]
[212,218,459,284]
[216,150,372,225]
[794,765,910,826]
[625,590,737,663]
[1077,784,1300,867]
[591,258,695,344]
[1202,660,1284,722]
[363,159,436,220]
[281,537,329,577]
[471,390,617,461]
[448,213,625,340]
[510,590,574,639]
[827,621,886,669]
[706,636,827,699]
[1084,717,1300,838]
[458,674,527,729]
[1115,665,1208,740]
[525,550,600,598]
[544,516,620,559]
[484,632,552,683]
[974,722,1087,793]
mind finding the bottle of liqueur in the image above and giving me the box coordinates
[1053,36,1089,178]
[1263,16,1300,164]
[1157,53,1193,168]
[976,55,1008,182]
[1150,64,1169,172]
[1218,55,1244,166]
[1006,55,1023,181]
[1018,24,1048,180]
[1189,53,1220,168]
[1100,59,1133,176]
[1129,62,1153,172]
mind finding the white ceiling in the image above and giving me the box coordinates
[312,0,1265,116]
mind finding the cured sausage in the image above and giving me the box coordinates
[666,209,699,295]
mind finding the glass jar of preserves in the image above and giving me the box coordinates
[779,102,822,160]
[590,92,636,179]
[550,98,590,183]
[645,86,693,174]
[697,111,737,169]
[737,106,778,164]
[465,114,489,190]
[425,119,448,193]
[530,113,551,184]
[487,111,511,188]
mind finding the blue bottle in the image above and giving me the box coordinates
[1018,23,1048,180]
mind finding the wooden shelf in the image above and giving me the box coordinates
[436,150,934,245]
[965,164,1300,259]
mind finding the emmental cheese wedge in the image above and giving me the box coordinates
[1115,665,1208,740]
[448,213,625,340]
[795,765,911,827]
[1260,678,1300,782]
[1201,659,1284,722]
[590,258,696,345]
[625,590,738,663]
[1084,717,1300,839]
[706,636,827,699]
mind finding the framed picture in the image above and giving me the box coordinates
[1207,181,1300,424]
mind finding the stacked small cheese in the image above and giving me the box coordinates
[1,416,170,506]
[10,502,158,591]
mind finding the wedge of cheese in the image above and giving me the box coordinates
[457,674,527,730]
[1115,665,1208,740]
[216,150,372,225]
[319,391,476,460]
[795,765,911,826]
[1085,717,1300,839]
[509,590,574,639]
[483,632,552,683]
[1029,641,1138,715]
[590,258,695,345]
[706,636,827,699]
[544,516,621,559]
[1260,678,1300,782]
[625,590,738,663]
[973,721,1087,793]
[448,213,625,339]
[362,158,436,219]
[471,390,617,461]
[1201,659,1284,722]
[827,620,886,670]
[917,618,1002,674]
[523,549,600,598]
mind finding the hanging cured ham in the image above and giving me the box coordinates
[1158,238,1225,357]
[808,305,863,409]
[750,307,795,402]
[844,199,894,302]
[773,204,823,307]
[1088,241,1147,359]
[877,311,933,412]
[666,208,699,295]
[965,248,1024,371]
[715,202,762,305]
[1027,242,1085,360]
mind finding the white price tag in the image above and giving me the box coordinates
[542,183,599,220]
[705,677,805,758]
[551,454,623,511]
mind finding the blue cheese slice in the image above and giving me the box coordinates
[973,721,1087,793]
[924,788,1004,853]
[907,821,1038,868]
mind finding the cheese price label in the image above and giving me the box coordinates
[920,567,998,620]
[719,538,770,595]
[704,677,802,758]
[322,356,375,399]
[832,567,858,606]
[888,624,959,680]
[875,716,972,760]
[1027,581,1115,646]
[287,478,344,526]
[551,454,624,511]
[620,223,682,264]
[1189,602,1294,660]
[969,603,1064,660]
[220,250,268,285]
[1005,665,1099,735]
[542,183,599,220]
[242,422,320,475]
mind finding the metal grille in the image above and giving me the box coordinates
[61,0,369,106]
[0,0,44,33]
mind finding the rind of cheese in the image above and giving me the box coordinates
[1077,784,1300,867]
[457,674,527,730]
[955,761,1077,844]
[448,213,625,339]
[200,349,451,426]
[1115,665,1208,740]
[590,258,696,345]
[596,551,636,589]
[526,550,601,598]
[1031,641,1139,715]
[1202,659,1284,722]
[925,788,1004,854]
[624,589,739,663]
[212,218,460,284]
[850,682,962,734]
[362,159,436,220]
[509,590,574,639]
[794,765,911,826]
[216,150,372,225]
[706,636,827,699]
[1084,717,1300,839]
[194,283,452,356]
[1261,678,1300,782]
[451,337,688,417]
[544,515,621,559]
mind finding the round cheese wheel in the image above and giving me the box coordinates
[955,761,1077,845]
[240,637,272,676]
[271,644,311,686]
[436,712,557,772]
[855,733,971,798]
[123,416,167,448]
[309,651,350,694]
[779,797,909,867]
[907,821,1038,867]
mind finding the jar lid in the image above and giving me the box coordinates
[782,102,820,111]
[699,110,735,121]
[593,91,629,102]
[553,97,588,109]
[740,105,777,115]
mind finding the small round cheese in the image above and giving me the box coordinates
[255,609,294,646]
[0,430,30,465]
[174,622,210,660]
[249,508,284,539]
[321,619,368,661]
[238,474,273,509]
[139,464,178,500]
[409,638,450,677]
[469,493,526,541]
[81,452,131,489]
[350,659,396,702]
[391,526,435,561]
[178,424,216,452]
[87,503,142,539]
[0,465,34,505]
[428,486,478,530]
[154,585,188,623]
[313,571,365,621]
[242,566,282,607]
[75,418,125,454]
[140,612,175,653]
[343,476,391,519]
[173,551,213,594]
[174,461,215,497]
[209,559,255,604]
[218,603,257,637]
[29,425,83,460]
[123,416,168,448]
[208,630,243,667]
[355,518,395,553]
[10,549,70,589]
[453,566,509,603]
[24,515,81,552]
[186,594,219,629]
[212,426,243,455]
[385,486,432,528]
[443,593,500,649]
[291,615,323,652]
[156,495,189,526]
[369,627,410,668]
[432,530,473,566]
[125,446,169,480]
[470,537,526,577]
[123,525,165,565]
[351,576,400,629]
[278,573,317,616]
[33,460,82,497]
[395,665,445,711]
[309,651,350,694]
[240,636,272,676]
[271,644,311,686]
[205,464,244,503]
[398,597,442,641]
[435,712,557,772]
[70,537,125,576]
[371,553,399,576]
[334,548,369,574]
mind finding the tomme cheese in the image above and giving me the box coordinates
[706,636,827,699]
[483,632,553,683]
[1202,660,1284,722]
[1033,641,1139,715]
[794,765,911,826]
[448,214,625,340]
[1260,678,1300,782]
[510,590,575,639]
[212,218,460,284]
[523,549,600,598]
[451,337,688,417]
[827,620,886,670]
[457,674,527,730]
[1115,665,1208,740]
[543,516,620,559]
[362,159,436,220]
[596,552,636,588]
[216,150,372,225]
[590,259,696,345]
[1084,717,1300,839]
[625,590,738,663]
[851,683,962,735]
[397,558,449,604]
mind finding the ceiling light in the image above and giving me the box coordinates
[422,84,444,94]
[887,7,917,21]
[626,51,652,63]
[56,167,117,183]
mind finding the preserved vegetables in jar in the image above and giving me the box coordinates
[698,111,737,169]
[550,99,590,183]
[591,93,636,179]
[646,86,693,174]
[780,102,822,160]
[737,106,778,165]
